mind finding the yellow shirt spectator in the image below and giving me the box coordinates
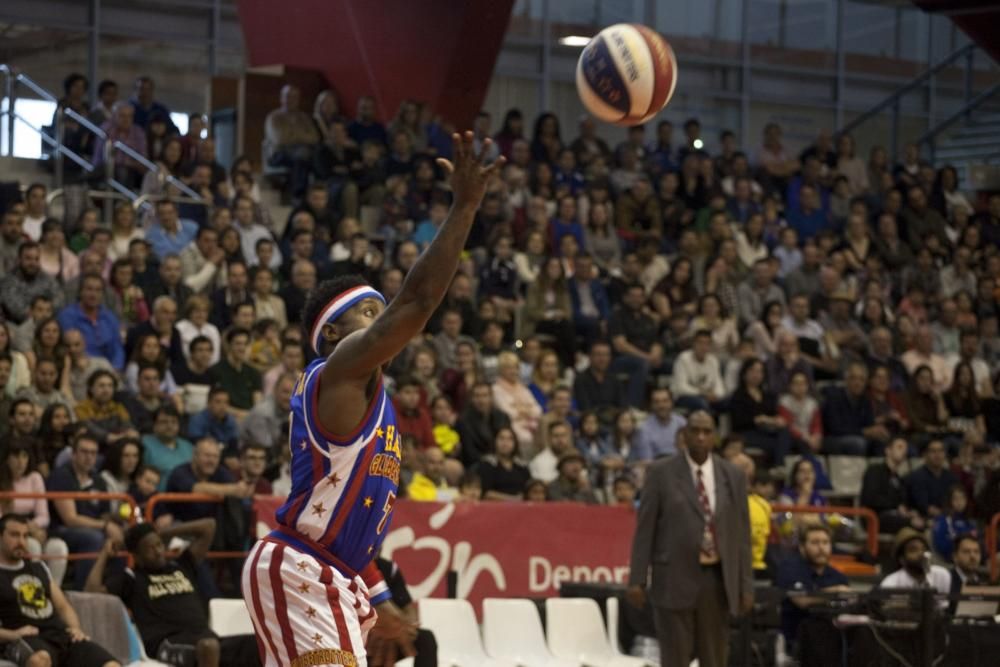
[748,493,772,571]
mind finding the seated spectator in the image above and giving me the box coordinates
[47,432,125,589]
[58,274,124,371]
[569,254,610,347]
[900,327,949,393]
[208,327,261,419]
[393,376,435,451]
[146,200,198,261]
[86,518,260,667]
[144,254,192,310]
[547,452,598,504]
[62,328,115,403]
[778,370,823,455]
[125,294,184,369]
[38,219,79,284]
[74,370,133,442]
[905,439,958,518]
[16,357,73,420]
[175,296,221,368]
[944,361,985,438]
[903,365,952,451]
[455,383,511,469]
[0,514,122,667]
[632,387,686,461]
[462,425,526,503]
[188,386,240,462]
[261,338,304,397]
[128,466,161,517]
[670,330,725,413]
[880,527,952,595]
[407,447,458,502]
[209,260,252,330]
[10,294,53,354]
[7,398,39,446]
[526,349,563,412]
[0,441,69,585]
[775,525,849,663]
[439,340,480,413]
[689,294,738,363]
[121,361,165,433]
[239,443,272,495]
[179,226,226,296]
[745,300,785,360]
[93,100,146,189]
[609,283,663,408]
[868,364,909,441]
[163,438,252,524]
[141,406,194,490]
[821,362,889,456]
[36,404,73,477]
[573,340,624,427]
[730,358,791,465]
[737,260,785,329]
[125,332,179,397]
[575,410,614,477]
[529,421,576,484]
[786,184,829,242]
[24,315,66,372]
[241,372,295,455]
[651,257,698,321]
[860,437,923,534]
[931,485,976,562]
[950,534,984,590]
[263,85,320,200]
[947,329,991,397]
[98,437,142,507]
[866,326,909,394]
[0,241,63,324]
[492,351,542,454]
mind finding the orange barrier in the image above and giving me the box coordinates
[771,504,880,576]
[988,512,999,583]
[0,491,139,562]
[145,492,251,561]
[770,504,880,555]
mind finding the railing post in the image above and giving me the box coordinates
[890,101,900,165]
[964,48,974,121]
[53,104,64,191]
[4,69,13,157]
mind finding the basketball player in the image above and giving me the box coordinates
[242,131,503,667]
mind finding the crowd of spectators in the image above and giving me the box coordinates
[2,73,1000,599]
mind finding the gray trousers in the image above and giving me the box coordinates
[653,564,729,667]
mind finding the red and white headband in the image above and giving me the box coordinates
[310,285,386,354]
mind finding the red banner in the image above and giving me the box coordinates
[254,497,636,610]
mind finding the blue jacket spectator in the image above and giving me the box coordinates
[631,388,686,461]
[187,388,240,457]
[146,200,198,259]
[58,274,125,369]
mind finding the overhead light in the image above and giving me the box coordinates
[693,139,704,149]
[558,35,592,47]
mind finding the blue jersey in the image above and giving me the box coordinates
[274,357,400,601]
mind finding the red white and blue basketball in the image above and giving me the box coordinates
[576,23,678,127]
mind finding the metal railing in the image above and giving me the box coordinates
[988,512,999,583]
[1,63,204,214]
[836,42,990,161]
[771,503,880,557]
[919,83,1000,163]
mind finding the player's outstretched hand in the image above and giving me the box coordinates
[436,131,506,211]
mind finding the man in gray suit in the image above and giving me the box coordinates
[627,410,753,667]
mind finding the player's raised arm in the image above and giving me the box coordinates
[324,131,503,381]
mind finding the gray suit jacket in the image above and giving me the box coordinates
[629,453,752,616]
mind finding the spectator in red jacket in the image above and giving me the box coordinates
[393,375,435,450]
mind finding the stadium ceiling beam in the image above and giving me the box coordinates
[0,0,241,50]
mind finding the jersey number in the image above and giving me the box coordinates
[376,491,396,535]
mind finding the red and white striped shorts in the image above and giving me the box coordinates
[242,539,378,667]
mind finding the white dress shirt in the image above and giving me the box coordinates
[685,451,717,513]
[879,565,952,596]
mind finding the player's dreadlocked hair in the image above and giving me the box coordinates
[301,274,371,351]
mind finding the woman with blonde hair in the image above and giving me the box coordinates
[492,350,543,455]
[312,89,346,145]
[175,294,221,364]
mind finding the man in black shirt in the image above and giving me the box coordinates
[85,518,259,667]
[608,283,663,408]
[573,341,624,426]
[859,437,924,534]
[0,514,120,667]
[373,557,437,667]
[455,383,511,469]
